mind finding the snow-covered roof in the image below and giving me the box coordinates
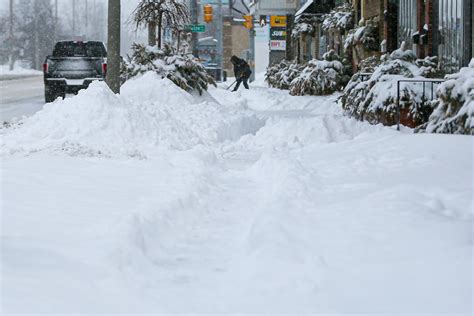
[296,0,314,18]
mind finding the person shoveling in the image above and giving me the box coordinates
[229,56,252,92]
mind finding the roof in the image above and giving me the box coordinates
[296,0,314,17]
[295,0,335,21]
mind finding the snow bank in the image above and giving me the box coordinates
[0,63,42,76]
[0,72,264,157]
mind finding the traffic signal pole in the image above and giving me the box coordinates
[217,0,223,81]
[249,23,255,82]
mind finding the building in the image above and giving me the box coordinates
[293,0,336,63]
[250,0,299,64]
[222,15,251,77]
[398,0,472,73]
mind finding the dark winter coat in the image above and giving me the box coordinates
[231,56,251,80]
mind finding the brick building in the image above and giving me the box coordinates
[398,0,473,73]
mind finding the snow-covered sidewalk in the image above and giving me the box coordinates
[1,73,472,314]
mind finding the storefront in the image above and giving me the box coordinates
[398,0,472,73]
[437,0,472,73]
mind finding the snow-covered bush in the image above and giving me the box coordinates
[344,17,379,52]
[289,50,347,96]
[322,3,354,33]
[291,22,314,38]
[339,49,442,127]
[265,60,304,90]
[266,51,349,96]
[415,56,444,78]
[121,43,216,95]
[357,55,381,73]
[416,60,474,135]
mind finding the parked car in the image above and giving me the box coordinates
[43,41,107,103]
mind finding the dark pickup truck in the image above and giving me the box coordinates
[43,41,107,102]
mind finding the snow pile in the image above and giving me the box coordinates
[0,72,264,157]
[340,50,441,127]
[417,59,474,135]
[2,74,472,313]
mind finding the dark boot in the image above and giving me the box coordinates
[243,78,249,89]
[233,79,242,92]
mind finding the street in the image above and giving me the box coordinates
[0,75,44,123]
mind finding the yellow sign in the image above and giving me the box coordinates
[270,16,287,27]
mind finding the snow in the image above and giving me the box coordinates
[1,72,473,314]
[0,63,42,76]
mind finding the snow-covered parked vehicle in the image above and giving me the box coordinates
[43,41,107,103]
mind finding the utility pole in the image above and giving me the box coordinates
[106,0,121,93]
[217,0,223,81]
[191,0,198,57]
[8,0,14,71]
[249,23,255,82]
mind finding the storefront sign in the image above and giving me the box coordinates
[270,15,287,27]
[270,27,287,40]
[270,40,286,51]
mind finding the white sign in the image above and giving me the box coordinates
[270,40,286,51]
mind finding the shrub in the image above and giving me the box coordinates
[289,51,346,96]
[121,43,216,95]
[265,51,350,96]
[322,3,354,33]
[265,60,304,90]
[339,49,442,127]
[416,60,474,135]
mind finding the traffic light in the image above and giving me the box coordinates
[243,15,253,29]
[204,4,213,23]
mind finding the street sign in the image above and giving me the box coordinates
[185,24,206,33]
[259,15,267,27]
[270,15,287,27]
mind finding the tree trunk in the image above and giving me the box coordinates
[9,0,14,71]
[106,0,121,93]
[157,11,163,49]
[148,21,156,46]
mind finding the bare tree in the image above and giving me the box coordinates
[133,0,190,48]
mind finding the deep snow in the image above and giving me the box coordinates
[1,72,473,315]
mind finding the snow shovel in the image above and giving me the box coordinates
[226,80,237,90]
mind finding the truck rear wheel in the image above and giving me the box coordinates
[45,85,57,103]
[45,85,65,103]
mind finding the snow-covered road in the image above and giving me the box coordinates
[0,76,44,123]
[1,73,473,314]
